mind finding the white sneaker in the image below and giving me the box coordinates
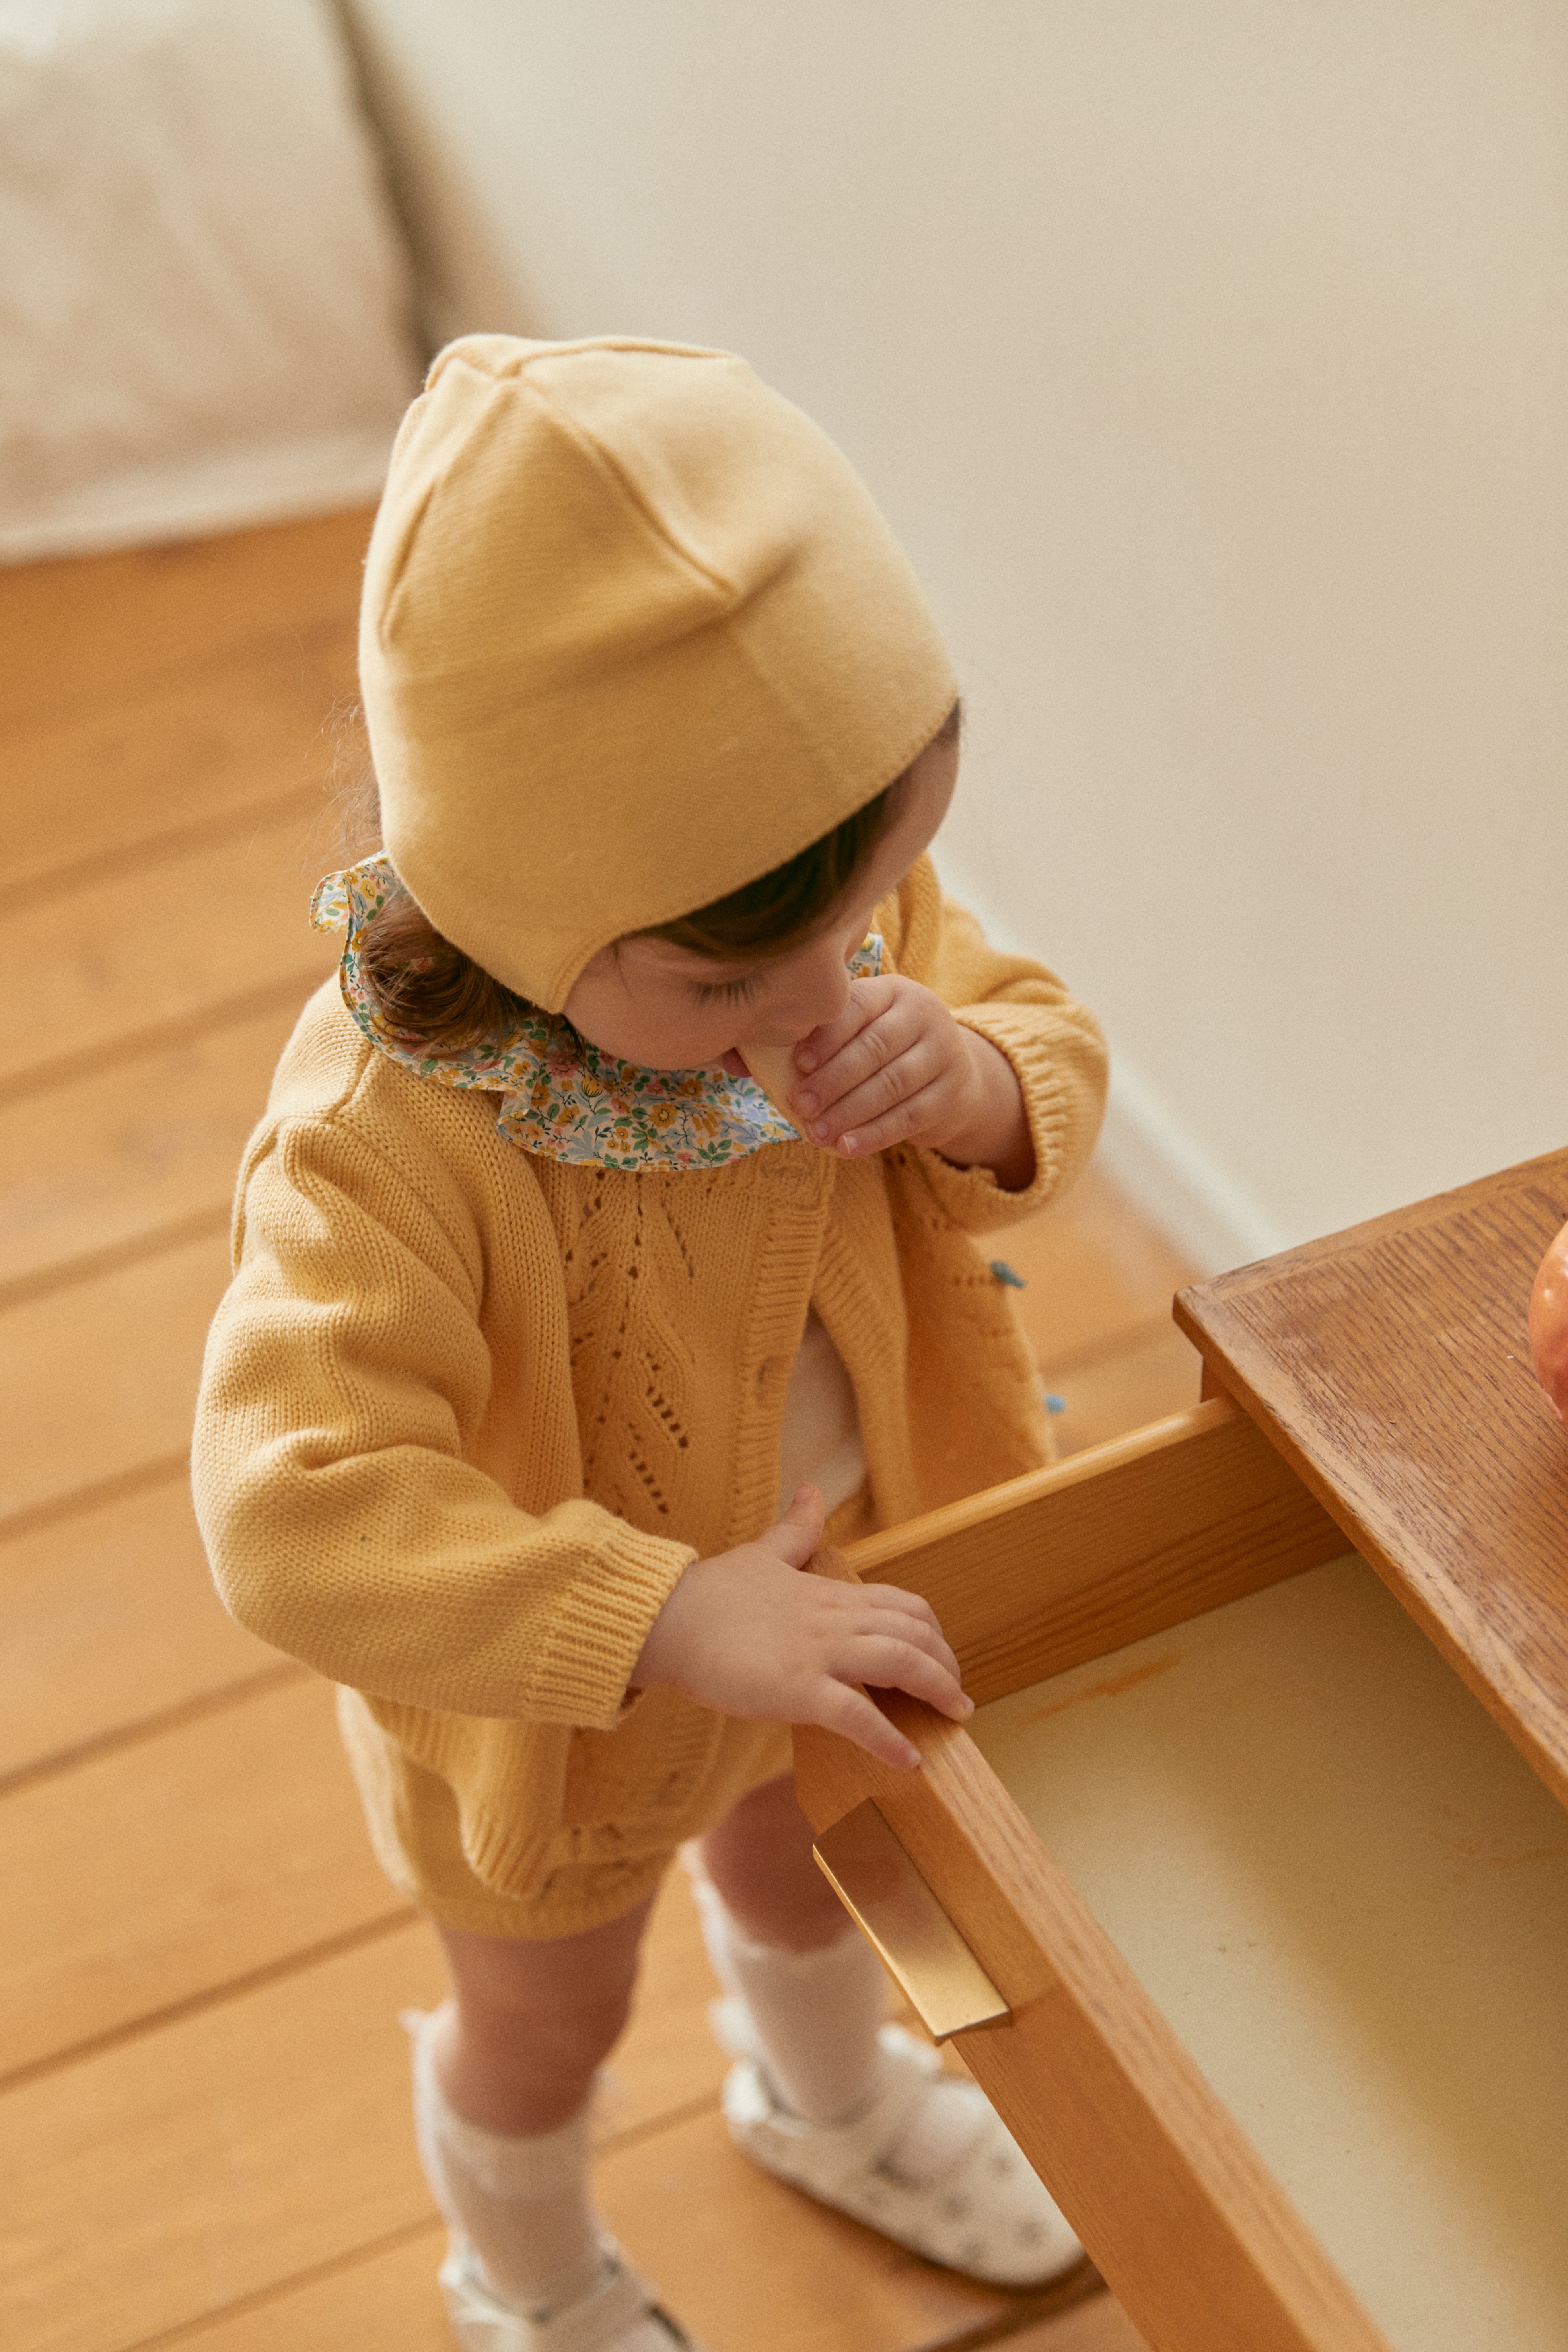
[438,2238,706,2352]
[721,2021,1085,2288]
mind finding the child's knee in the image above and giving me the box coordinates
[701,1770,810,1863]
[437,1903,650,2042]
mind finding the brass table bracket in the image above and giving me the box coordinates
[813,1798,1011,2042]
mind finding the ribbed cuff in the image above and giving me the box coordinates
[916,1002,1106,1233]
[526,1515,696,1731]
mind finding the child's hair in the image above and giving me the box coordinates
[334,702,960,1054]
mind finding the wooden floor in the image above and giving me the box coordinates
[0,510,1195,2352]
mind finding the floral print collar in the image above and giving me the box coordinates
[311,854,883,1172]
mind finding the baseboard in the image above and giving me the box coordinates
[1096,1060,1291,1280]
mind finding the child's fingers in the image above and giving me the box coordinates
[818,1074,950,1159]
[758,1482,827,1568]
[810,1679,924,1772]
[846,1633,973,1722]
[793,1001,928,1121]
[789,977,894,1079]
[800,1038,937,1137]
[860,1581,949,1634]
[858,1588,963,1682]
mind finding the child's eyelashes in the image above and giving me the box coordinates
[692,971,763,1008]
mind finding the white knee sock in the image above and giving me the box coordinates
[691,1882,1017,2185]
[406,2005,605,2318]
[687,1871,889,2124]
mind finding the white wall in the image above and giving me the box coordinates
[338,0,1568,1266]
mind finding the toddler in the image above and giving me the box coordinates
[194,335,1108,2352]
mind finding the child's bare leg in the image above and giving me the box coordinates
[411,1897,669,2329]
[698,1769,850,1948]
[432,1893,656,2133]
[694,1772,887,2122]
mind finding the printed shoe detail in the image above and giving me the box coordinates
[720,2022,1083,2288]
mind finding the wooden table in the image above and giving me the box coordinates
[796,1148,1568,2352]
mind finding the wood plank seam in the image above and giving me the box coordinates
[0,564,368,730]
[6,776,339,921]
[589,2091,724,2156]
[97,2107,768,2352]
[905,2292,1110,2352]
[0,1905,419,2101]
[0,1448,192,1546]
[95,2107,1097,2352]
[0,970,327,1113]
[109,2215,445,2352]
[0,1202,233,1315]
[0,1657,307,1801]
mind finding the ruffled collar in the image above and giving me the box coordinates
[311,854,883,1172]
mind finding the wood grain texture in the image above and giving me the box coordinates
[0,812,338,1101]
[0,1677,400,2081]
[0,1225,232,1529]
[0,506,374,727]
[154,2110,1100,2352]
[842,1401,1345,1705]
[0,1474,277,1782]
[0,1000,299,1301]
[794,1702,1392,2352]
[2,624,356,907]
[0,1870,732,2352]
[0,1923,447,2352]
[1175,1148,1568,1805]
[131,2222,456,2352]
[593,2100,1101,2352]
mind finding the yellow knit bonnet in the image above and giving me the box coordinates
[358,335,957,1013]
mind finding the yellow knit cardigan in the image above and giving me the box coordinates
[192,858,1106,1915]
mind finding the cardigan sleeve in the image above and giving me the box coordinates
[880,857,1109,1235]
[191,1106,694,1730]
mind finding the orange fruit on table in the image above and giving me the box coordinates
[1528,1214,1568,1430]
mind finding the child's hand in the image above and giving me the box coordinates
[782,976,1033,1188]
[629,1484,973,1771]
